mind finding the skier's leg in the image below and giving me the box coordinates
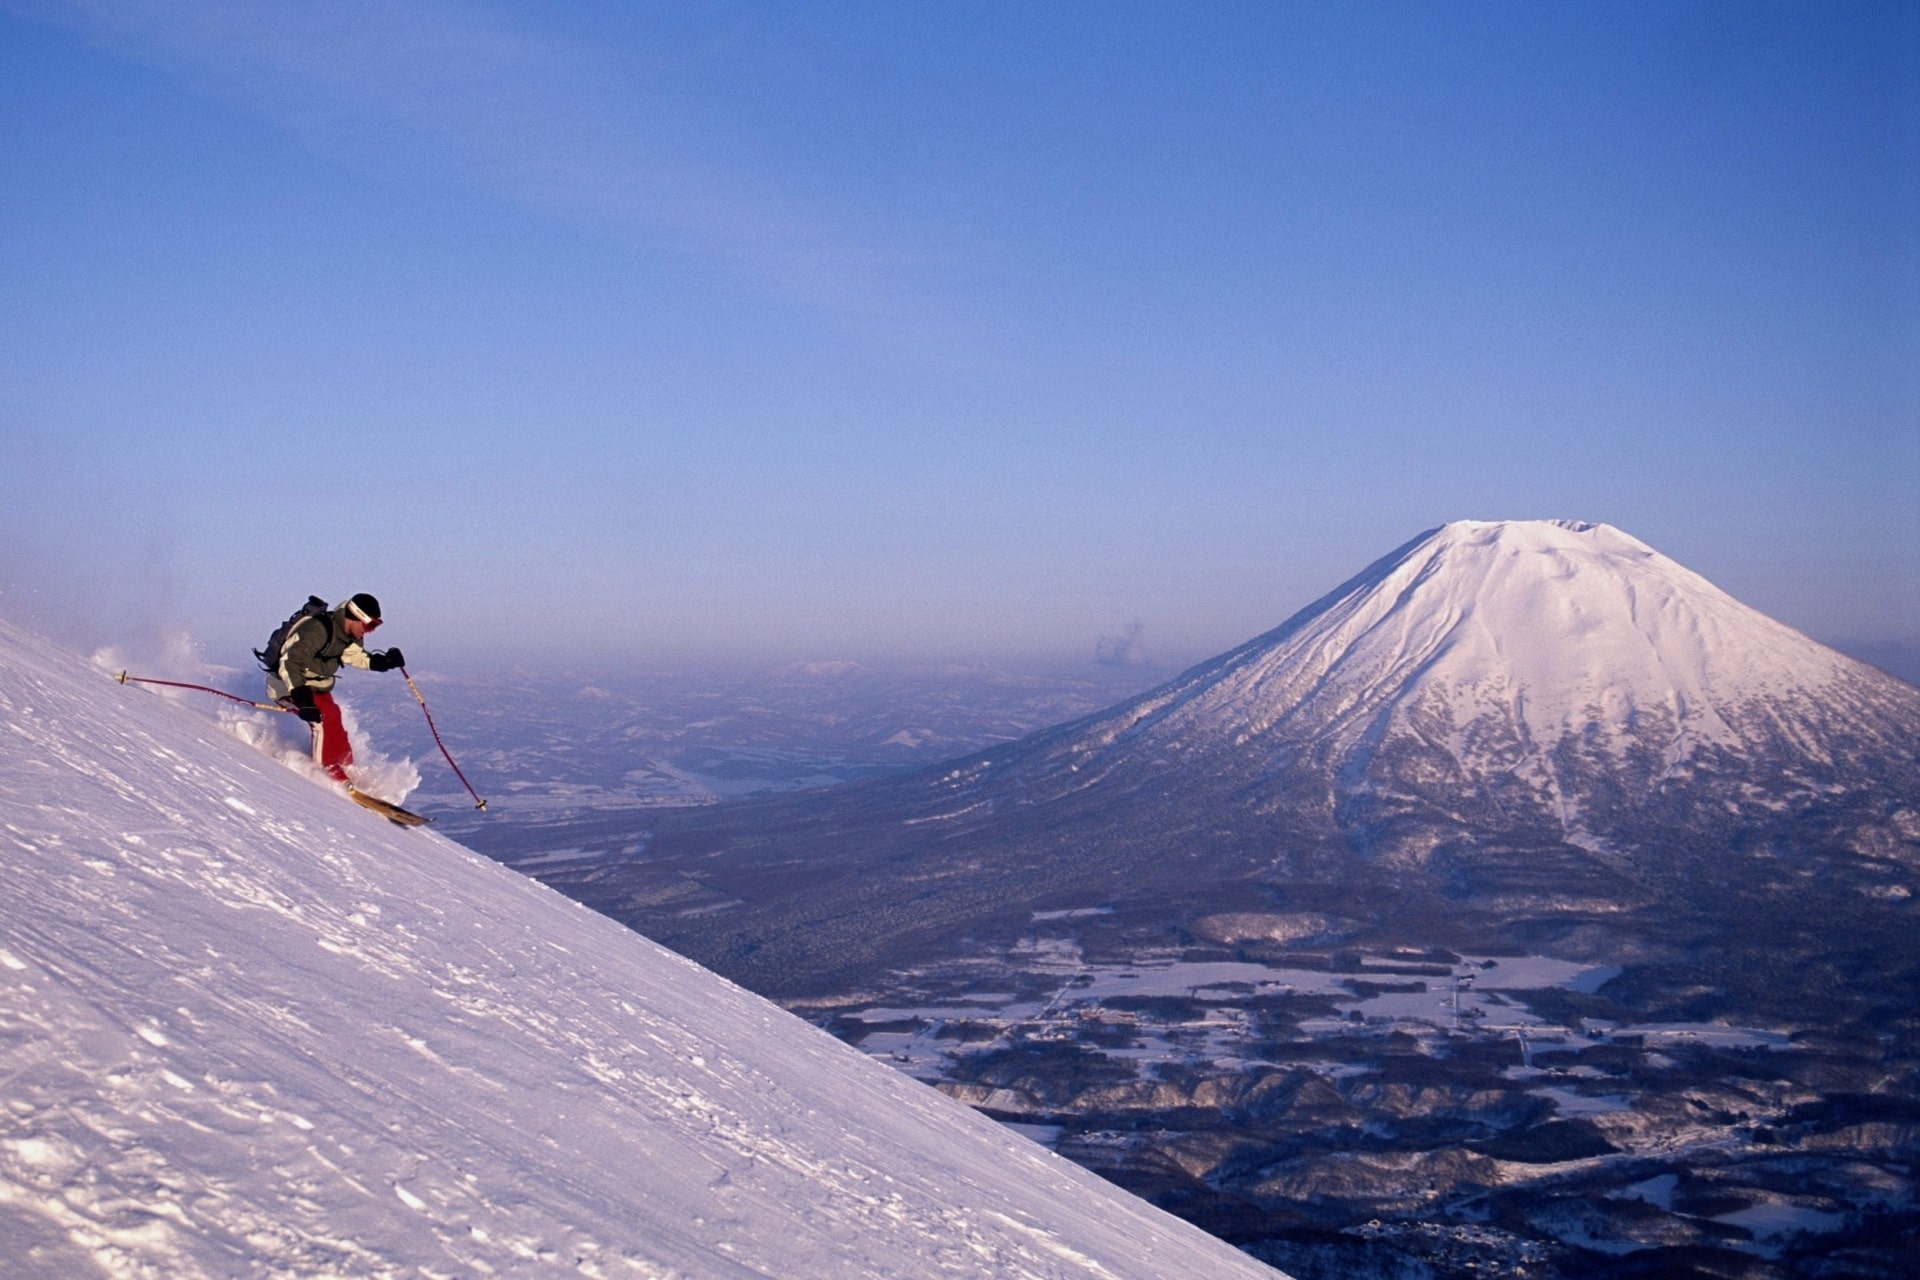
[312,690,353,782]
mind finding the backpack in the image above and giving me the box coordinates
[254,596,331,674]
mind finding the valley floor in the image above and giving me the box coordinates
[802,932,1920,1279]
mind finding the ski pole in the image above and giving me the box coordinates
[399,668,487,811]
[117,672,294,713]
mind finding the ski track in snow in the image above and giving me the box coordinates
[0,617,1278,1279]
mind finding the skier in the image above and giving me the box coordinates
[265,593,405,783]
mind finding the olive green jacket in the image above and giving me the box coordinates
[264,604,373,700]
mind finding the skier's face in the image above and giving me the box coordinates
[345,616,379,642]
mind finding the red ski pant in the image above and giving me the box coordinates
[308,690,353,782]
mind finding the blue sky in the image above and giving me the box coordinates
[2,1,1914,670]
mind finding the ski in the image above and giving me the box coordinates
[347,788,432,827]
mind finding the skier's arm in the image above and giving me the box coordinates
[340,643,374,672]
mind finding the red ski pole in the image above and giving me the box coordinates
[117,672,294,713]
[400,668,487,811]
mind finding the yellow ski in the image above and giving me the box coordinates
[347,788,432,827]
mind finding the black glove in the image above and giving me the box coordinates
[286,686,323,724]
[368,648,405,673]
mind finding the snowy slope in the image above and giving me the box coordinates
[0,616,1280,1280]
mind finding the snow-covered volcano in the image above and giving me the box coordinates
[563,521,1920,995]
[1010,519,1920,855]
[0,615,1279,1279]
[1082,519,1898,765]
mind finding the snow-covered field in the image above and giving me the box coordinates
[0,616,1279,1279]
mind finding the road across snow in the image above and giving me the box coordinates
[0,616,1280,1279]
